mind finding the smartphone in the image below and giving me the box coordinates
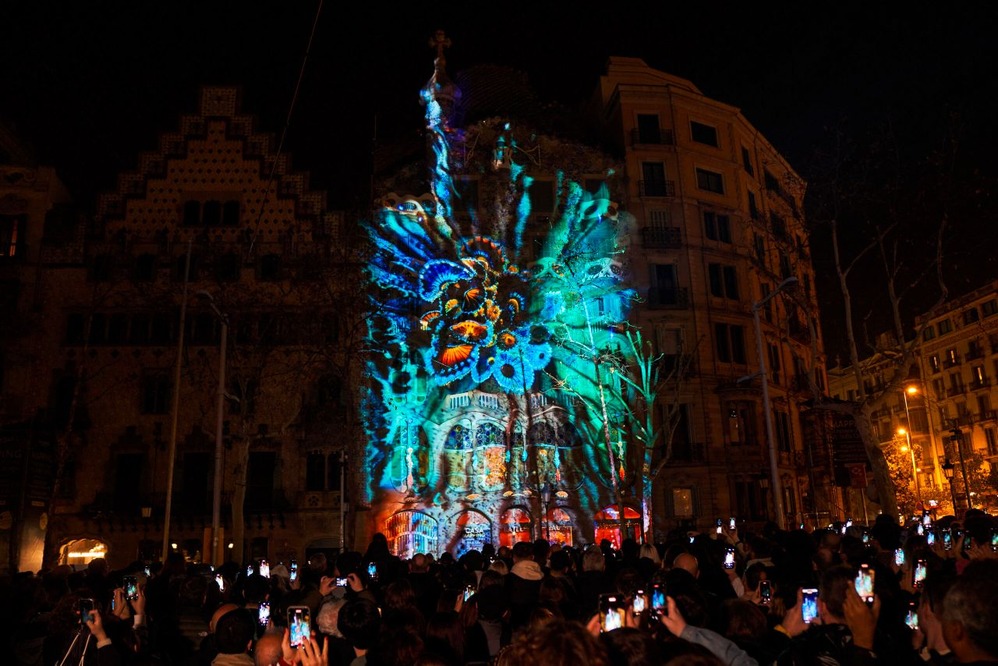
[862,530,870,545]
[288,606,311,648]
[257,601,271,627]
[905,602,919,630]
[963,533,974,551]
[922,510,932,527]
[335,576,348,587]
[801,588,819,624]
[215,573,226,592]
[651,584,667,615]
[894,548,905,567]
[367,561,379,582]
[916,523,925,536]
[952,528,964,544]
[246,564,254,578]
[943,529,953,550]
[123,575,139,601]
[259,560,270,578]
[724,547,736,569]
[599,594,626,632]
[79,598,95,626]
[715,518,723,535]
[926,529,936,547]
[144,565,151,577]
[760,580,772,606]
[463,584,476,602]
[290,560,298,583]
[728,516,737,531]
[913,558,928,588]
[854,564,875,605]
[991,528,998,552]
[632,589,647,615]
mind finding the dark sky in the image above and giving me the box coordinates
[3,2,998,357]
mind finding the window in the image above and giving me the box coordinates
[923,326,936,341]
[986,429,998,456]
[180,452,211,513]
[690,121,718,147]
[932,378,944,397]
[649,263,680,306]
[134,254,157,282]
[734,480,768,521]
[760,283,773,322]
[695,168,724,194]
[964,308,980,325]
[641,162,670,196]
[222,201,240,226]
[215,253,240,282]
[747,191,759,219]
[982,299,998,317]
[637,114,663,144]
[774,410,792,452]
[0,214,25,258]
[779,251,793,280]
[770,212,787,240]
[672,487,695,518]
[945,348,959,366]
[973,365,987,385]
[768,343,781,377]
[726,401,758,446]
[929,355,940,373]
[708,263,739,300]
[245,452,277,512]
[183,201,201,226]
[704,211,731,242]
[259,254,282,281]
[764,170,781,194]
[141,373,170,414]
[112,453,144,511]
[753,233,766,264]
[741,147,754,175]
[938,319,952,334]
[715,323,746,364]
[91,254,113,282]
[649,209,672,229]
[202,201,222,227]
[306,452,326,491]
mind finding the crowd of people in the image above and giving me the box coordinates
[4,509,998,666]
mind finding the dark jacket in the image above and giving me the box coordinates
[775,623,879,666]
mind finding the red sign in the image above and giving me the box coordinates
[847,464,868,489]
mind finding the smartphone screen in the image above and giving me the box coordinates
[724,547,736,569]
[632,589,647,614]
[651,585,667,614]
[728,517,737,531]
[257,602,270,627]
[760,580,772,605]
[335,576,348,587]
[963,533,974,551]
[246,564,254,577]
[992,529,998,552]
[259,560,270,578]
[854,565,875,604]
[915,523,925,536]
[367,561,378,581]
[926,529,936,546]
[905,602,919,630]
[913,559,927,587]
[143,566,151,577]
[715,518,723,535]
[463,584,476,602]
[801,589,819,624]
[288,606,311,648]
[943,529,953,550]
[599,594,625,632]
[894,548,905,567]
[215,573,225,592]
[124,575,139,601]
[290,561,298,582]
[79,598,95,626]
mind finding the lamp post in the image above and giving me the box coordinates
[949,428,973,511]
[897,427,922,509]
[198,290,228,566]
[942,459,958,514]
[752,276,797,531]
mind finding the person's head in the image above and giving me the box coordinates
[599,626,661,666]
[720,598,768,643]
[512,540,534,563]
[410,553,430,573]
[210,603,242,633]
[673,552,699,579]
[534,539,551,565]
[316,597,346,638]
[817,564,855,622]
[475,584,509,622]
[338,597,382,651]
[743,562,767,592]
[582,544,605,573]
[423,611,464,663]
[549,549,572,574]
[495,617,608,666]
[638,542,661,566]
[382,578,417,611]
[179,573,208,608]
[242,573,271,604]
[941,560,998,661]
[254,631,284,666]
[214,608,256,655]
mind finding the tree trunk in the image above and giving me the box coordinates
[231,438,251,565]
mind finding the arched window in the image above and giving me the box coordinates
[386,510,438,559]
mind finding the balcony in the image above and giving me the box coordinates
[966,348,985,361]
[947,385,966,397]
[978,409,997,423]
[646,287,690,309]
[970,377,991,391]
[640,226,682,249]
[630,128,675,147]
[943,355,962,369]
[639,180,676,198]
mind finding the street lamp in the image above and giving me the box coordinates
[752,276,797,530]
[198,290,228,566]
[896,426,922,509]
[942,458,958,513]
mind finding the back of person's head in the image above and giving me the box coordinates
[871,514,901,551]
[658,639,726,665]
[339,597,382,650]
[941,559,998,659]
[663,568,709,627]
[336,550,362,576]
[242,573,270,604]
[582,544,605,573]
[612,566,644,598]
[599,627,661,666]
[214,608,256,655]
[368,626,424,666]
[254,631,284,666]
[496,617,609,666]
[533,539,551,564]
[638,542,661,565]
[922,568,957,616]
[423,611,464,664]
[179,573,208,607]
[962,511,993,547]
[382,577,417,611]
[743,562,767,592]
[316,597,346,638]
[410,553,430,573]
[512,540,534,562]
[459,549,484,573]
[476,583,509,622]
[479,568,505,591]
[818,564,855,619]
[720,598,768,643]
[549,549,572,573]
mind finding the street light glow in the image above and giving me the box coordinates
[906,385,918,395]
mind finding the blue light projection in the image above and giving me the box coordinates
[361,63,636,557]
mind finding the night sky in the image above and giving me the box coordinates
[3,2,998,358]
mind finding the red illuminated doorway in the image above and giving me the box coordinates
[594,504,641,549]
[499,507,533,548]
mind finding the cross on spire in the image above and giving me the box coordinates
[429,29,451,61]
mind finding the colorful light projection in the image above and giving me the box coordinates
[361,80,636,557]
